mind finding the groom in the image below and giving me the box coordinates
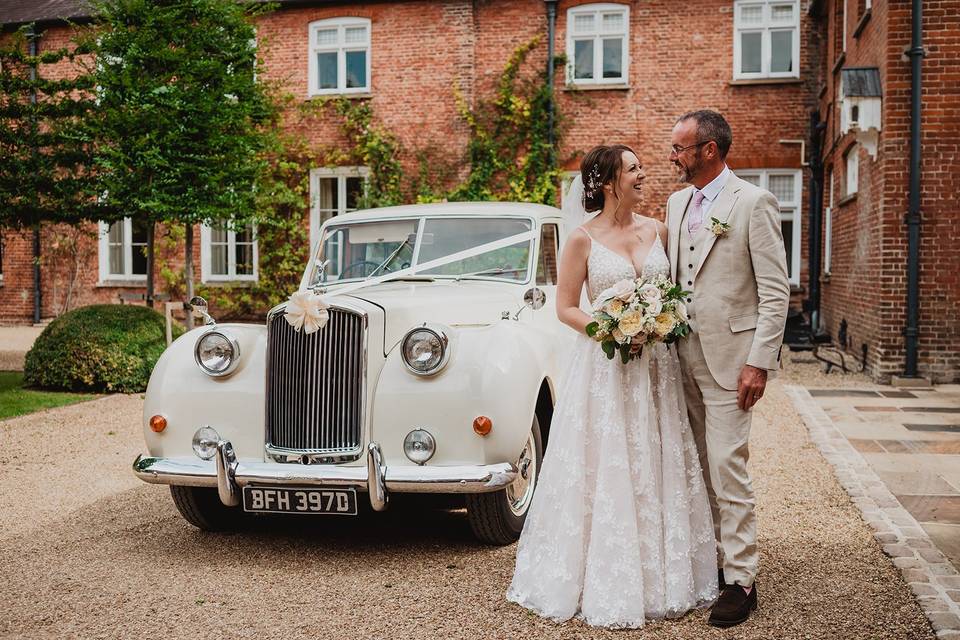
[666,110,790,627]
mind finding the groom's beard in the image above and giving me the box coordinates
[675,152,703,184]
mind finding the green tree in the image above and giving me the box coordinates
[0,26,105,229]
[85,0,275,319]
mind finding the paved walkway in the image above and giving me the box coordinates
[782,355,960,638]
[0,326,44,371]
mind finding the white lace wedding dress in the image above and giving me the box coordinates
[506,229,719,629]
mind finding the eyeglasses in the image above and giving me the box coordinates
[670,141,711,155]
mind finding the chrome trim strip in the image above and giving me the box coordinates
[133,454,517,494]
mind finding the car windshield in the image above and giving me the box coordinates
[311,216,533,285]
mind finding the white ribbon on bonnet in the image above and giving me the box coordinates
[283,229,538,334]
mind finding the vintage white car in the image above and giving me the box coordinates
[133,202,570,544]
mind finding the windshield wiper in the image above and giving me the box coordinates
[368,238,410,279]
[454,267,524,281]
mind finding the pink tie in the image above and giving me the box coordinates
[687,191,706,235]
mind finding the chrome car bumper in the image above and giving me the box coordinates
[132,441,517,512]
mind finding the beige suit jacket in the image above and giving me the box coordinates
[667,173,791,391]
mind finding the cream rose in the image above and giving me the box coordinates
[611,327,628,344]
[618,310,644,337]
[654,312,677,337]
[602,298,625,319]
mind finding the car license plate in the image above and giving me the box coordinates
[242,486,357,515]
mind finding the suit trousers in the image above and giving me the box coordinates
[677,331,758,586]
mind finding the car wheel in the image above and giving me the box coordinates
[169,485,243,531]
[465,413,543,545]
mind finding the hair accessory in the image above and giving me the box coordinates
[585,163,601,196]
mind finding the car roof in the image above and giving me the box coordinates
[328,201,561,224]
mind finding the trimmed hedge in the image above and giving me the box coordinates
[24,304,183,393]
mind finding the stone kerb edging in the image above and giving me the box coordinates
[784,385,960,639]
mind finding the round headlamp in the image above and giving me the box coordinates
[401,325,450,376]
[192,426,221,460]
[194,330,240,377]
[403,429,436,465]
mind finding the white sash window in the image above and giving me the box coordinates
[737,169,802,286]
[201,222,258,282]
[733,0,800,80]
[566,4,629,86]
[308,18,371,96]
[98,217,148,282]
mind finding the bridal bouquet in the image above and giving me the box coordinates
[585,274,691,363]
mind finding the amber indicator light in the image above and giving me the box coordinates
[473,416,493,436]
[149,415,167,433]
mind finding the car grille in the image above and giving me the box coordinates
[265,305,366,457]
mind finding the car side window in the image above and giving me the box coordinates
[536,224,559,286]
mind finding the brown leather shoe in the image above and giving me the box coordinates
[708,583,757,627]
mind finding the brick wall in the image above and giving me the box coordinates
[2,1,819,343]
[817,0,960,383]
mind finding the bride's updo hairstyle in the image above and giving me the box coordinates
[580,143,637,212]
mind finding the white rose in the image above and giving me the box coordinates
[674,301,689,323]
[638,283,661,304]
[645,298,663,317]
[594,279,636,309]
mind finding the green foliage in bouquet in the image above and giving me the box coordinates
[24,305,183,393]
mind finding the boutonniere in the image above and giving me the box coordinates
[709,217,731,238]
[284,290,330,334]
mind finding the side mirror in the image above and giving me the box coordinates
[187,296,215,326]
[523,287,547,311]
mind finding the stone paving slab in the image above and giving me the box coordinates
[786,385,960,638]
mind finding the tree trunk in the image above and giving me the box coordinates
[185,223,194,330]
[146,222,155,308]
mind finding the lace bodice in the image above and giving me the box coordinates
[584,229,671,304]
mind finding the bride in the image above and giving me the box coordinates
[506,144,718,628]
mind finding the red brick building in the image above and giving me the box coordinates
[0,0,955,383]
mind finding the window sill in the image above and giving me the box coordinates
[822,272,832,284]
[729,77,802,86]
[97,280,147,288]
[201,280,258,287]
[563,83,630,92]
[307,91,372,100]
[853,9,872,38]
[790,284,805,294]
[838,193,857,207]
[832,52,846,75]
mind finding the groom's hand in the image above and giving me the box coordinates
[737,365,768,411]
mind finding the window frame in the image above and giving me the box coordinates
[845,144,859,197]
[735,168,803,286]
[309,166,371,255]
[824,168,833,275]
[536,223,560,287]
[200,221,259,283]
[97,217,148,283]
[565,3,630,87]
[732,0,801,81]
[307,17,372,96]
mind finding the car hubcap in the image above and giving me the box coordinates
[506,431,537,517]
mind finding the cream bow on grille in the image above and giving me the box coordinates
[284,290,330,334]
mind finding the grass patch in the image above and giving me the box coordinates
[0,371,97,420]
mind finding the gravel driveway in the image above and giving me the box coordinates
[0,382,934,639]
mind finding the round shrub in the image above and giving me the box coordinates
[24,304,183,393]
